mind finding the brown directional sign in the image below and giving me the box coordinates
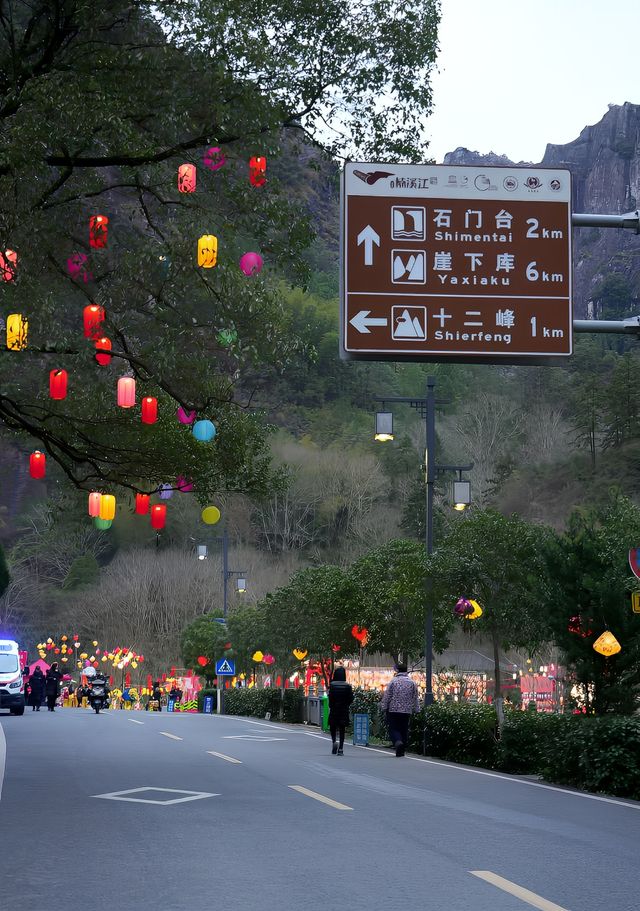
[341,163,573,363]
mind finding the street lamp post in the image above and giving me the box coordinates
[196,528,247,618]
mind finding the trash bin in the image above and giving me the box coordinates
[307,696,321,725]
[321,694,329,732]
[352,713,370,746]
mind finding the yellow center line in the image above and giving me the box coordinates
[207,751,242,764]
[470,871,570,911]
[288,785,353,811]
[159,732,182,741]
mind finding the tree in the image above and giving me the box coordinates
[180,613,229,684]
[0,542,9,599]
[0,1,441,498]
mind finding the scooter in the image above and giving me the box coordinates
[88,679,108,714]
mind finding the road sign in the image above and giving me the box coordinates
[215,658,235,676]
[341,162,572,363]
[203,694,214,714]
[632,592,640,614]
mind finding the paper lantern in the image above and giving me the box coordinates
[95,337,112,366]
[89,215,108,249]
[99,494,116,520]
[0,249,18,282]
[331,644,341,653]
[7,313,27,350]
[177,406,196,424]
[29,451,46,479]
[263,654,275,665]
[61,635,68,642]
[88,492,101,517]
[83,304,105,339]
[135,493,150,515]
[351,625,369,647]
[201,505,221,525]
[568,615,593,637]
[158,483,173,500]
[293,648,308,661]
[593,631,621,657]
[202,146,225,171]
[197,656,208,667]
[49,369,68,400]
[117,376,136,408]
[249,156,267,187]
[61,656,68,663]
[176,476,193,493]
[217,329,238,347]
[54,648,60,654]
[198,234,218,268]
[467,599,483,620]
[151,503,166,530]
[80,653,88,659]
[178,163,196,193]
[239,252,264,276]
[252,651,264,662]
[141,396,158,424]
[67,252,91,283]
[101,655,108,662]
[92,640,98,647]
[192,419,216,441]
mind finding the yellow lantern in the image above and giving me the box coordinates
[77,661,83,669]
[92,640,98,647]
[293,648,308,661]
[6,313,28,350]
[468,600,483,620]
[131,660,138,668]
[80,652,88,660]
[61,657,68,663]
[47,638,53,644]
[593,630,621,657]
[99,494,116,520]
[252,650,264,662]
[198,234,218,268]
[101,655,108,662]
[201,505,221,525]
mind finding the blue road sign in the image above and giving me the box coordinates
[352,713,369,746]
[203,695,214,714]
[215,658,236,676]
[167,699,175,713]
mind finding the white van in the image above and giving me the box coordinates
[0,640,25,715]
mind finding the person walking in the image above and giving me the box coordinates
[328,666,353,756]
[381,662,420,757]
[28,666,45,711]
[45,662,63,712]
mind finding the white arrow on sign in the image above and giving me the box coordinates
[349,310,388,334]
[357,224,380,265]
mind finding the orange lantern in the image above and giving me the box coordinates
[88,491,102,517]
[95,337,112,366]
[117,376,136,408]
[29,451,46,479]
[178,163,196,193]
[0,249,18,282]
[593,631,621,657]
[89,215,108,248]
[99,494,116,521]
[83,304,105,339]
[7,313,27,350]
[198,235,218,268]
[49,369,68,400]
[249,156,267,187]
[135,493,150,515]
[141,396,158,424]
[150,503,166,530]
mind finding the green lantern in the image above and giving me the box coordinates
[94,517,112,530]
[217,329,238,347]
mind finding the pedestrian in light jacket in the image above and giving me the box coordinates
[328,666,354,756]
[380,663,420,757]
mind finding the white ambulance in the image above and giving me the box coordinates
[0,640,25,715]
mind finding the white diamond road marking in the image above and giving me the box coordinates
[92,787,218,805]
[222,735,287,741]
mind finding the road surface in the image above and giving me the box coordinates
[1,708,638,910]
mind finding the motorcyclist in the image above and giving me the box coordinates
[88,671,110,709]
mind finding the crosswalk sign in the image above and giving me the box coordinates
[215,658,235,676]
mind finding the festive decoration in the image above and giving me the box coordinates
[568,615,593,638]
[0,249,18,282]
[263,654,275,665]
[201,505,221,525]
[89,215,108,248]
[88,492,102,517]
[216,329,238,347]
[159,483,174,500]
[202,146,225,171]
[99,494,116,520]
[177,406,196,424]
[117,376,136,408]
[351,625,369,646]
[629,549,640,579]
[467,599,483,620]
[67,252,91,283]
[252,651,264,662]
[83,304,105,339]
[7,313,27,350]
[239,252,263,276]
[176,476,193,492]
[94,517,112,530]
[198,234,218,268]
[141,396,158,424]
[593,630,621,657]
[95,336,112,366]
[331,644,341,653]
[197,656,208,667]
[29,451,46,479]
[49,369,68,400]
[454,597,473,617]
[177,163,196,193]
[151,503,167,530]
[135,493,150,515]
[192,419,216,442]
[293,648,308,661]
[249,156,267,187]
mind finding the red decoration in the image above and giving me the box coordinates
[178,163,196,192]
[249,156,267,187]
[83,304,105,339]
[89,215,108,249]
[0,249,18,282]
[141,396,158,424]
[49,369,68,400]
[568,615,593,638]
[150,503,166,530]
[67,252,91,283]
[351,625,369,647]
[29,451,46,479]
[95,336,112,366]
[125,672,131,687]
[88,491,101,517]
[54,648,60,654]
[135,493,150,515]
[331,644,341,653]
[92,660,99,668]
[73,634,79,641]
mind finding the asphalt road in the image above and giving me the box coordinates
[1,708,638,911]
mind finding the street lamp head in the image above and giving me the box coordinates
[452,479,471,511]
[236,577,247,593]
[374,411,394,442]
[197,544,208,560]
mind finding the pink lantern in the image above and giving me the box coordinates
[88,492,101,517]
[177,163,196,193]
[202,146,225,171]
[67,252,92,283]
[239,252,263,276]
[176,406,196,424]
[176,476,194,493]
[117,376,136,408]
[263,654,275,666]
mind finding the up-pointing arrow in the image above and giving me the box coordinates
[349,310,388,334]
[357,225,381,266]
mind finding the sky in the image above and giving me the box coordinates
[426,0,639,164]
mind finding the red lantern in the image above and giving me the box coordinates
[197,656,208,667]
[54,648,60,655]
[95,337,112,366]
[141,396,158,424]
[29,451,46,479]
[83,304,105,339]
[49,369,68,400]
[125,672,131,687]
[150,503,166,530]
[135,493,150,515]
[178,163,196,193]
[117,376,136,408]
[249,156,267,187]
[88,491,101,517]
[0,249,18,282]
[89,215,108,249]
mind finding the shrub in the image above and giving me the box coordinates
[282,689,306,723]
[498,710,563,774]
[419,703,499,766]
[223,688,282,719]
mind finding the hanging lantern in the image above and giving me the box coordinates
[201,505,221,525]
[454,597,474,617]
[83,304,105,339]
[94,517,111,529]
[249,156,267,187]
[263,654,275,666]
[176,476,193,493]
[197,234,218,268]
[158,483,173,500]
[467,599,483,620]
[178,163,196,192]
[216,329,238,347]
[150,503,166,530]
[176,406,196,424]
[88,491,102,517]
[202,146,225,171]
[54,647,60,654]
[61,635,68,642]
[197,656,208,667]
[593,631,621,657]
[351,625,369,647]
[135,493,150,515]
[293,648,308,661]
[568,615,593,637]
[141,396,158,424]
[99,494,116,520]
[239,252,264,276]
[7,314,28,350]
[49,369,68,400]
[0,249,18,282]
[117,376,136,408]
[89,215,109,248]
[192,419,216,442]
[67,252,91,283]
[252,651,264,663]
[95,336,112,366]
[29,451,46,479]
[331,644,341,653]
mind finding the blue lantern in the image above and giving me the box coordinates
[192,419,216,442]
[159,483,174,500]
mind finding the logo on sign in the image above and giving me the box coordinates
[392,306,427,340]
[391,250,426,284]
[353,169,394,185]
[503,176,518,191]
[550,178,561,191]
[525,176,542,190]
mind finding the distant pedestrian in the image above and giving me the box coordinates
[381,663,420,757]
[45,662,63,712]
[328,667,353,756]
[28,667,45,711]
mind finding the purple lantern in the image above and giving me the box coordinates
[176,406,196,425]
[202,146,226,171]
[239,252,264,276]
[454,598,473,617]
[159,483,174,500]
[67,252,92,283]
[176,475,194,493]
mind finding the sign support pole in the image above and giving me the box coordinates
[424,376,436,710]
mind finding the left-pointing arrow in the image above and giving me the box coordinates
[349,310,388,334]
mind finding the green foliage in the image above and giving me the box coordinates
[180,613,228,679]
[415,703,499,767]
[593,273,633,318]
[223,687,282,719]
[497,710,563,774]
[61,554,99,590]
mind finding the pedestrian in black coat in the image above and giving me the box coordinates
[45,663,62,712]
[28,667,45,711]
[328,666,354,756]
